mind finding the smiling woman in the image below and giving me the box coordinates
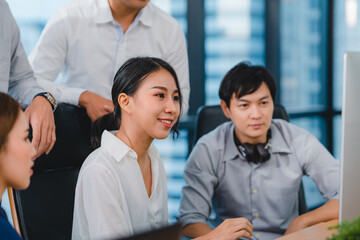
[0,92,36,240]
[72,57,182,240]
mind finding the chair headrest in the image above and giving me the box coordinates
[32,103,92,174]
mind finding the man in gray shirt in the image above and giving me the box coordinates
[178,62,339,240]
[0,0,56,157]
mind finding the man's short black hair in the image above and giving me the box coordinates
[219,61,277,107]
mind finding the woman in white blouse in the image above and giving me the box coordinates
[72,57,182,240]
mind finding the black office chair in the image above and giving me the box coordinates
[9,103,92,240]
[192,104,308,215]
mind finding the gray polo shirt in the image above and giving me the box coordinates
[178,119,339,240]
[0,0,43,107]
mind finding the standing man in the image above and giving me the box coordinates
[0,0,56,158]
[178,62,339,240]
[29,0,189,122]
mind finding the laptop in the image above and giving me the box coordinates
[339,51,360,223]
[118,223,181,240]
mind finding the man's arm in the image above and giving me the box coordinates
[2,0,56,157]
[28,8,83,106]
[183,220,253,240]
[284,199,338,235]
[2,0,43,107]
[183,223,213,238]
[178,141,253,240]
[29,9,114,121]
[166,23,190,118]
[285,129,340,234]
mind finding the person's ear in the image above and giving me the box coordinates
[118,93,132,114]
[220,100,231,119]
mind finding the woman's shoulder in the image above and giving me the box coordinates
[0,210,22,240]
[79,147,115,176]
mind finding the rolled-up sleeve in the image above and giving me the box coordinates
[177,141,219,227]
[294,132,340,200]
[29,9,86,105]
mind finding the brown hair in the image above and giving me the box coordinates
[0,93,21,151]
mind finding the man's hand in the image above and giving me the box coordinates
[24,96,56,158]
[196,218,253,240]
[79,91,114,122]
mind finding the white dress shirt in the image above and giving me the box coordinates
[29,0,189,116]
[72,130,168,240]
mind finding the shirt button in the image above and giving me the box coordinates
[254,212,259,217]
[255,233,261,238]
[252,189,258,194]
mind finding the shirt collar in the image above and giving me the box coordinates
[222,121,292,162]
[269,120,292,154]
[138,3,153,27]
[100,130,160,162]
[223,123,241,162]
[94,0,114,24]
[94,0,151,27]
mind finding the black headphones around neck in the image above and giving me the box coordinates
[234,130,271,164]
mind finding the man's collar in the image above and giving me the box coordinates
[94,0,152,27]
[223,123,243,162]
[137,3,153,27]
[94,0,114,24]
[269,120,292,154]
[223,121,292,162]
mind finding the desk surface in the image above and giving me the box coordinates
[275,219,338,240]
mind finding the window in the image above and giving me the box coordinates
[280,0,327,113]
[204,0,265,105]
[279,0,329,209]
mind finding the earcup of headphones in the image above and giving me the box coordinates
[234,129,271,164]
[240,143,270,164]
[241,143,255,162]
[256,144,271,162]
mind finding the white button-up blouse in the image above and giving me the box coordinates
[72,130,168,240]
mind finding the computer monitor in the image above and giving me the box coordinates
[339,51,360,223]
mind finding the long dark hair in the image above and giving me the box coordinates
[91,57,182,149]
[0,93,21,152]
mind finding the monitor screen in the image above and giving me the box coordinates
[339,51,360,223]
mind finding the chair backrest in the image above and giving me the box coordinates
[192,104,308,215]
[11,103,92,240]
[193,104,289,145]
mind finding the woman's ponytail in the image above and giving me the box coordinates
[90,107,121,149]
